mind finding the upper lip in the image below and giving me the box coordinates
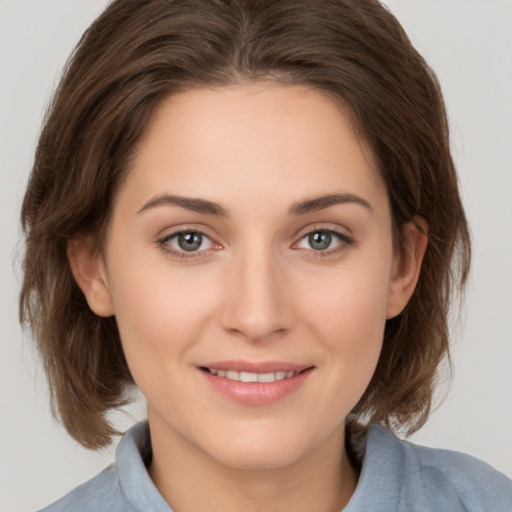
[199,360,313,373]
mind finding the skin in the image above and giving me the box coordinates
[68,83,427,512]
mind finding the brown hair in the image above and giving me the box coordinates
[20,0,470,449]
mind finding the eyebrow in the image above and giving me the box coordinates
[137,194,228,216]
[137,192,372,217]
[288,193,373,215]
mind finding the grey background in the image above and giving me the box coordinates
[1,1,511,510]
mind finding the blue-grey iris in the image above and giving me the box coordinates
[309,231,332,250]
[178,232,203,251]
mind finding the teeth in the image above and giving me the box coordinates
[240,372,258,383]
[258,372,275,383]
[207,368,300,382]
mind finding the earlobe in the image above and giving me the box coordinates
[386,216,428,319]
[67,238,114,317]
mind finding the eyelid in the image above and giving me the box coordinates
[291,225,354,256]
[294,224,353,244]
[155,223,353,260]
[156,226,222,259]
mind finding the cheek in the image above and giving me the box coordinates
[297,251,393,380]
[106,253,219,373]
[301,255,392,333]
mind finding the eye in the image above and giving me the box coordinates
[160,230,215,254]
[295,229,351,252]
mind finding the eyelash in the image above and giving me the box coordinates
[157,230,218,260]
[293,227,354,258]
[157,227,354,260]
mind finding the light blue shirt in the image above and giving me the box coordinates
[40,421,512,511]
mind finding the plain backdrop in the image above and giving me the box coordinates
[1,1,511,510]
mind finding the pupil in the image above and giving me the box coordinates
[309,231,331,251]
[178,232,202,251]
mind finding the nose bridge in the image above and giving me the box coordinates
[220,237,292,341]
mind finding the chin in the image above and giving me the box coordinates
[214,443,305,471]
[200,425,326,471]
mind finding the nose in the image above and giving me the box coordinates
[219,246,295,342]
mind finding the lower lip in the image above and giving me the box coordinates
[200,368,313,406]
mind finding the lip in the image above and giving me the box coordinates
[198,360,314,406]
[200,360,311,373]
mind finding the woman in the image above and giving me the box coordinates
[18,0,512,510]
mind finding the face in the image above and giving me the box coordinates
[72,83,424,471]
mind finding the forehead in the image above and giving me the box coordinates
[119,83,387,215]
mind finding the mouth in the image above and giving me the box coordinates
[200,367,307,383]
[198,362,314,405]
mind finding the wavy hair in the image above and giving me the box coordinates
[20,0,470,449]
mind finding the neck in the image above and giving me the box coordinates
[148,416,358,512]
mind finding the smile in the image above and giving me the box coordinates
[199,363,314,405]
[203,368,299,383]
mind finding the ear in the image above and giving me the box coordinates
[67,238,114,317]
[386,216,428,319]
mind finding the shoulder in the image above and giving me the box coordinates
[38,422,170,512]
[346,425,512,512]
[38,464,131,512]
[400,433,512,511]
